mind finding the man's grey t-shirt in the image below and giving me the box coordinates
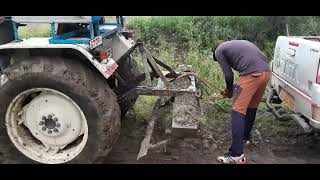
[214,40,271,90]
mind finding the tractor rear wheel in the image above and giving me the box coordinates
[0,56,121,164]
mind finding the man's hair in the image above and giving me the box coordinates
[212,47,217,61]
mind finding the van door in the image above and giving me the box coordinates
[294,39,320,96]
[273,36,320,97]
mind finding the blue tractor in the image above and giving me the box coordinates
[0,16,200,164]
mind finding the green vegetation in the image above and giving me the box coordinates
[127,16,320,125]
[127,16,320,99]
[18,24,50,38]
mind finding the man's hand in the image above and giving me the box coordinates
[220,89,233,98]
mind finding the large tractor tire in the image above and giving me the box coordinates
[0,56,121,164]
[116,56,139,117]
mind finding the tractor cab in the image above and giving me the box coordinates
[1,16,125,49]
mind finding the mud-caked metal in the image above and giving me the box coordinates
[0,16,133,164]
[0,16,201,164]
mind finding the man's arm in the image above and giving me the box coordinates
[215,51,234,91]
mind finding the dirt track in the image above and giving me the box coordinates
[1,97,319,164]
[104,99,320,164]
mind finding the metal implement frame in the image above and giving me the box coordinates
[135,85,199,97]
[133,45,201,160]
[123,41,200,97]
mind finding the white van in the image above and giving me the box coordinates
[268,36,320,133]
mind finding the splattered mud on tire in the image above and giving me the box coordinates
[0,56,121,164]
[115,56,139,117]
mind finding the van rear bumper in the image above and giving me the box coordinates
[309,118,320,129]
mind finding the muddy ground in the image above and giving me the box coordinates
[104,96,320,164]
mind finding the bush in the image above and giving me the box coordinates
[127,16,320,95]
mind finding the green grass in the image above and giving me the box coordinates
[18,24,50,39]
[126,16,320,133]
[127,16,320,94]
[133,96,159,121]
[127,16,271,96]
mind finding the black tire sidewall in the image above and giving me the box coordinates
[117,56,139,116]
[0,58,120,164]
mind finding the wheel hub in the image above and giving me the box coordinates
[24,91,83,147]
[39,114,61,135]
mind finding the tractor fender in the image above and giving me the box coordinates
[0,38,115,80]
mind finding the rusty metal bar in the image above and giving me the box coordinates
[139,45,152,86]
[117,42,142,62]
[135,86,199,97]
[137,99,161,160]
[145,49,170,88]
